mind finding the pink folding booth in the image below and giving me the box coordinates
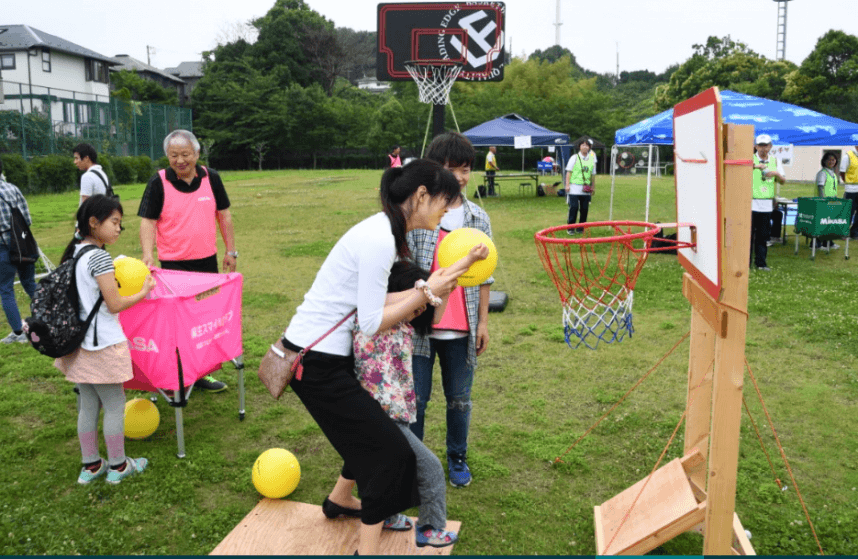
[120,268,245,458]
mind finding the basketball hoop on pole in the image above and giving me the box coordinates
[405,60,463,156]
[535,221,694,349]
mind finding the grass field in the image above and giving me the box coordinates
[1,169,856,555]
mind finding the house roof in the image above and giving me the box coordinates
[0,24,117,65]
[112,55,185,84]
[164,61,203,78]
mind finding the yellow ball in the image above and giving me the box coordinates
[114,257,150,297]
[437,228,498,287]
[252,448,301,499]
[124,398,159,440]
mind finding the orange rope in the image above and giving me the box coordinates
[602,357,714,554]
[744,357,825,555]
[553,330,690,464]
[741,396,783,490]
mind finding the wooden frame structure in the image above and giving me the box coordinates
[594,88,756,555]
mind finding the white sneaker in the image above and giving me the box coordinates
[1,331,28,344]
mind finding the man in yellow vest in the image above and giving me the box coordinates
[839,145,858,240]
[751,134,785,271]
[485,147,499,197]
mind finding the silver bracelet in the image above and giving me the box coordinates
[415,280,442,307]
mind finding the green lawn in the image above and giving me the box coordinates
[1,170,855,555]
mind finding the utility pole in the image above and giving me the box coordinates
[146,45,156,66]
[554,0,563,46]
[773,0,793,61]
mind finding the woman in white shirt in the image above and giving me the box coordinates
[282,159,463,555]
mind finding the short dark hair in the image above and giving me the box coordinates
[426,131,475,169]
[73,143,98,164]
[821,152,838,167]
[387,261,433,335]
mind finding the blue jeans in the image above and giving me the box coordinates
[410,336,473,461]
[0,246,37,331]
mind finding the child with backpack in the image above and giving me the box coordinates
[52,195,155,485]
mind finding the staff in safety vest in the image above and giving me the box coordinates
[137,129,236,393]
[387,146,402,169]
[839,145,858,240]
[751,134,785,271]
[564,138,597,235]
[814,152,842,250]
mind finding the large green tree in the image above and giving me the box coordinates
[110,69,179,106]
[654,36,795,110]
[782,30,858,122]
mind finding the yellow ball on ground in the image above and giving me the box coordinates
[437,228,498,287]
[124,398,159,439]
[253,448,301,499]
[114,257,150,297]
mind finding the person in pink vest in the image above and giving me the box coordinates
[387,146,402,169]
[137,129,236,392]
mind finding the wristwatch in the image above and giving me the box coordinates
[227,251,239,258]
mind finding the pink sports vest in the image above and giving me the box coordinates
[389,154,402,168]
[156,167,217,261]
[429,229,469,333]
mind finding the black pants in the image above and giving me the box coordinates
[846,191,858,238]
[486,170,496,195]
[284,338,420,525]
[160,254,218,273]
[770,209,783,240]
[750,211,771,268]
[567,194,591,231]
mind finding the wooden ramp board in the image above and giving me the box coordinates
[594,457,704,555]
[211,499,461,556]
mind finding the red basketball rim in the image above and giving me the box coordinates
[535,221,663,245]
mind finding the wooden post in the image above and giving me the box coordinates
[702,123,753,554]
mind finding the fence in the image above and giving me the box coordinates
[0,80,192,160]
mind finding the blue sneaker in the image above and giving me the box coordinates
[106,457,148,485]
[77,459,106,485]
[416,526,458,548]
[448,457,471,488]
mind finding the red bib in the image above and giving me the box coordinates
[430,229,469,333]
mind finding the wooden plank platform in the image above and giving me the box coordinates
[594,458,703,555]
[211,499,461,556]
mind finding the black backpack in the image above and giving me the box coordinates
[0,191,39,265]
[90,169,119,201]
[24,244,104,358]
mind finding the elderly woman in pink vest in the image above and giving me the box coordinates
[137,129,236,392]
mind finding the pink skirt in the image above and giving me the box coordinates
[54,342,133,385]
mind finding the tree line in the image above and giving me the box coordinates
[131,0,858,170]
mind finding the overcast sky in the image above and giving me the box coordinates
[5,0,857,75]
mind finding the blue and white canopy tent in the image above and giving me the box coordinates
[610,90,858,220]
[463,113,569,171]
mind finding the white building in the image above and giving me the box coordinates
[0,24,118,133]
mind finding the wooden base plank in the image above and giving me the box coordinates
[211,499,461,556]
[595,458,699,555]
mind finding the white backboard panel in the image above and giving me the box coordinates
[673,88,723,300]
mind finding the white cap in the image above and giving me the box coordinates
[755,134,772,145]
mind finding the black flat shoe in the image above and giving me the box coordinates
[322,497,361,519]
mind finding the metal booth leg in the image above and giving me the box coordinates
[231,355,246,421]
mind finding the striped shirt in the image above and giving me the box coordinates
[0,178,32,247]
[406,195,494,369]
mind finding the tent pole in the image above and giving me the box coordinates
[609,145,618,221]
[645,144,653,223]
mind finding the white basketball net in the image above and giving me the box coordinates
[562,287,635,350]
[405,62,462,105]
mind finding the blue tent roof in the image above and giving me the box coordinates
[463,113,569,147]
[615,90,858,146]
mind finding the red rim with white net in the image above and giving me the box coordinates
[534,221,670,349]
